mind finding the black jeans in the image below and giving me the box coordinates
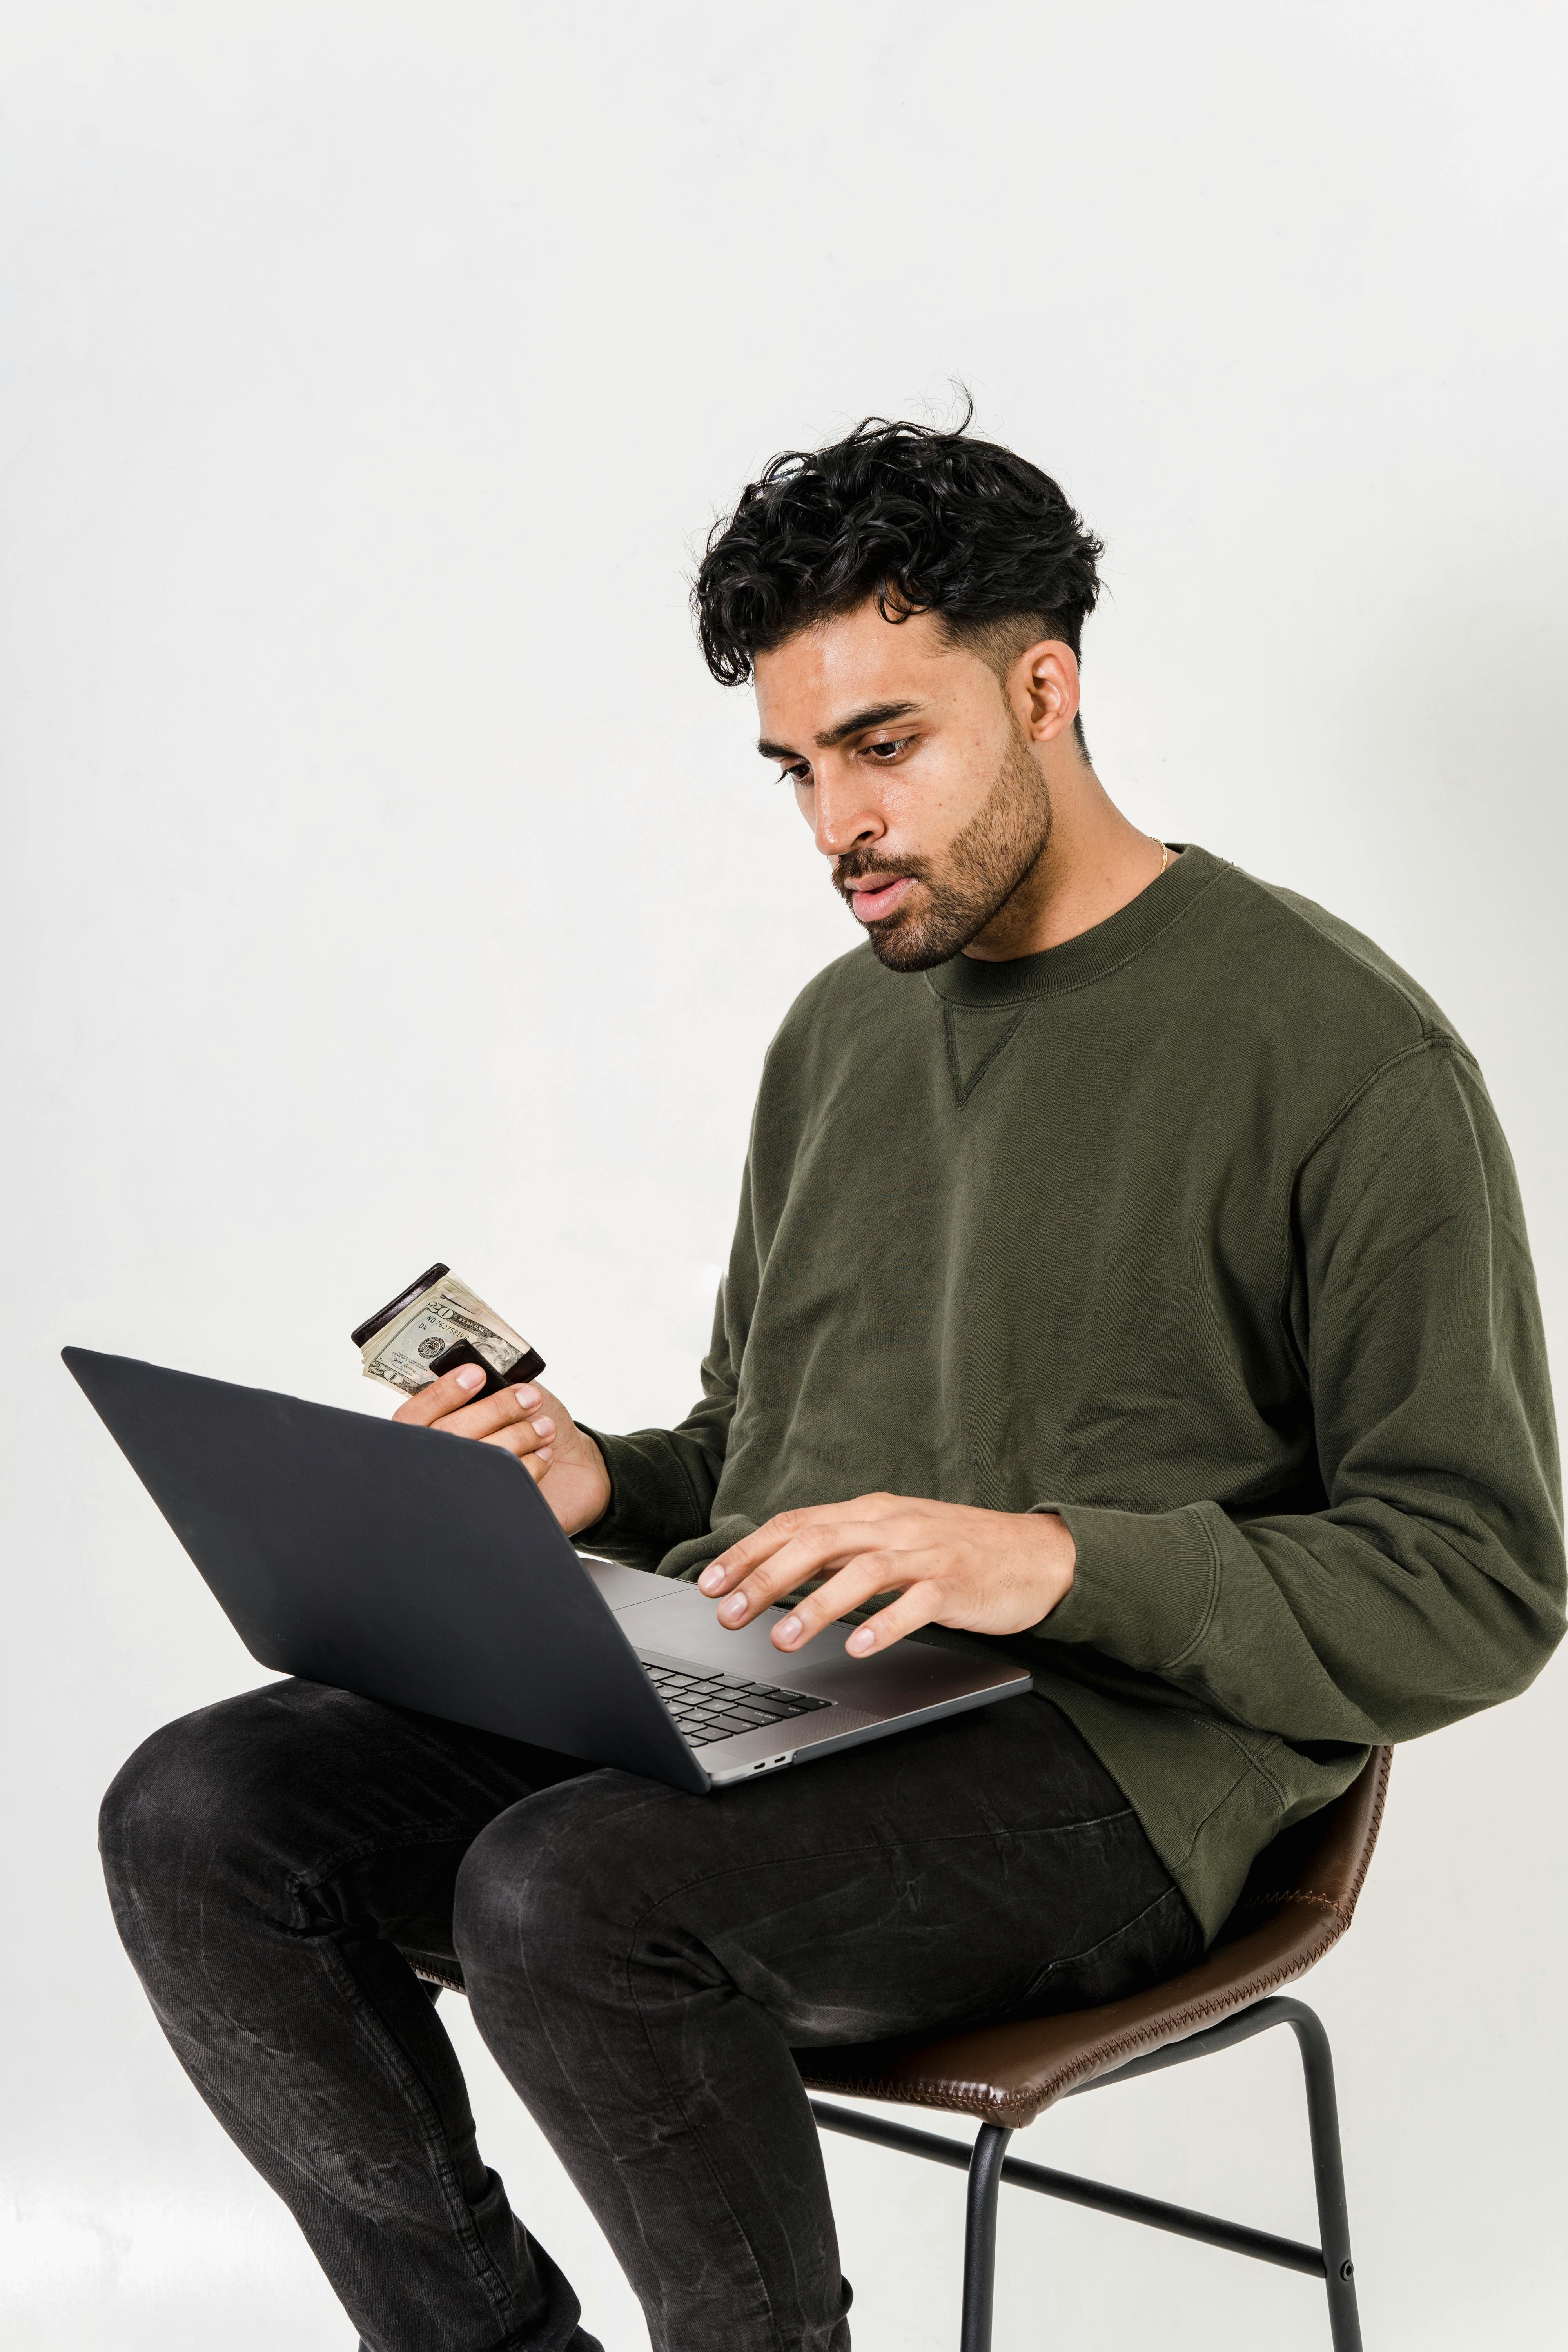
[99,1678,1200,2352]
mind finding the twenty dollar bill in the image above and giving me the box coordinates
[359,1269,543,1398]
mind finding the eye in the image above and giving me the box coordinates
[863,736,914,762]
[777,762,812,788]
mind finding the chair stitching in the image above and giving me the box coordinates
[804,1924,1343,2125]
[1233,1888,1350,1927]
[1337,1744,1392,1922]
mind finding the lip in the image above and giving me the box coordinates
[847,874,913,923]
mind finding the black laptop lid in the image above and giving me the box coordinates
[63,1347,704,1788]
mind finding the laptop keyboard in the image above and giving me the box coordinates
[639,1653,833,1748]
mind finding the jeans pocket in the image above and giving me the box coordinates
[1015,1884,1204,2016]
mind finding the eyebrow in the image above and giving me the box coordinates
[757,699,924,761]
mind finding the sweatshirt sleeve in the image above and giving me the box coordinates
[1040,1040,1566,1744]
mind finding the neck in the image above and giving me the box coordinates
[963,758,1170,962]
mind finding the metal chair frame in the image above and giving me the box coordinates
[811,1992,1361,2352]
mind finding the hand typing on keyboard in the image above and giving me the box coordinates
[695,1492,1076,1660]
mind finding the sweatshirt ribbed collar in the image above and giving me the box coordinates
[922,843,1225,1007]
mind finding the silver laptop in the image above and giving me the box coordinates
[64,1349,1030,1789]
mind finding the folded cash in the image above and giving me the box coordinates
[353,1264,545,1398]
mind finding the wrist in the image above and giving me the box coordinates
[1027,1507,1076,1607]
[558,1429,613,1537]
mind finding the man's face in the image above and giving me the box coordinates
[753,602,1062,971]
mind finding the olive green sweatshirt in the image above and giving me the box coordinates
[582,846,1565,1937]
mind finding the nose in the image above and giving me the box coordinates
[811,762,884,859]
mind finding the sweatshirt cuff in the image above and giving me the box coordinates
[574,1426,709,1564]
[1032,1501,1221,1671]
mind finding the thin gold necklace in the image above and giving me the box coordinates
[1154,838,1170,877]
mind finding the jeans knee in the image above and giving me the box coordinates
[452,1775,654,1995]
[451,1804,545,1985]
[100,1724,219,1938]
[102,1714,208,1888]
[98,1688,305,1950]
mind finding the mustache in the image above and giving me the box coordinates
[831,851,933,897]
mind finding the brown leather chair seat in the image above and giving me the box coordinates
[801,1746,1390,2127]
[799,1747,1391,2352]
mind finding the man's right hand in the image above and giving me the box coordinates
[392,1364,612,1536]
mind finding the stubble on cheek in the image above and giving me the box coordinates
[860,729,1052,973]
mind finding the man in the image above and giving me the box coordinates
[101,419,1564,2352]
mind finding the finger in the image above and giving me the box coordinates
[697,1495,907,1593]
[430,1383,555,1446]
[483,1428,554,1481]
[840,1575,949,1656]
[697,1508,815,1593]
[465,1396,556,1454]
[768,1554,910,1650]
[718,1512,935,1623]
[392,1361,493,1426]
[709,1522,891,1626]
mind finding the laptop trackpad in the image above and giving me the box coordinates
[577,1556,671,1609]
[613,1585,979,1709]
[608,1584,803,1672]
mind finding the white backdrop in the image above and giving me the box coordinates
[4,4,1566,2346]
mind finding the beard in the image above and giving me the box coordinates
[835,724,1053,973]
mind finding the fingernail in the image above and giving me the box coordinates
[456,1365,485,1391]
[512,1385,539,1408]
[777,1615,802,1644]
[535,1445,553,1465]
[530,1417,554,1438]
[719,1595,747,1624]
[698,1566,726,1593]
[846,1627,874,1655]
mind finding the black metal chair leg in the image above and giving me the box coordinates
[814,1993,1370,2350]
[960,2123,1013,2352]
[1287,2007,1364,2352]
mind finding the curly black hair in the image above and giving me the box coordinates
[693,413,1104,733]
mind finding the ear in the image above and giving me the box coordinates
[1008,639,1082,747]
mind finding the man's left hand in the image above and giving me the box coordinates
[696,1494,1076,1657]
